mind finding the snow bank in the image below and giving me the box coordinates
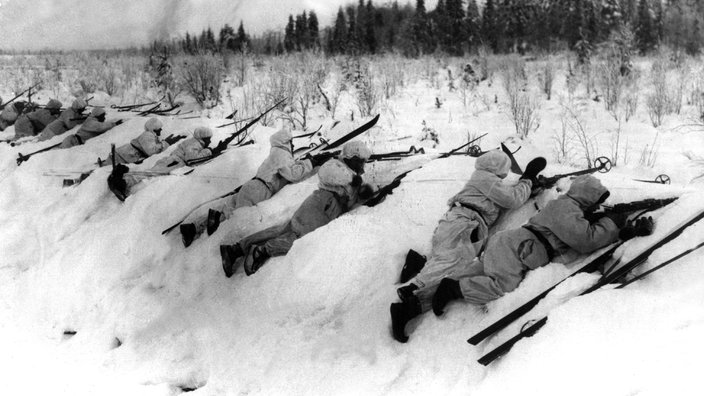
[2,65,704,396]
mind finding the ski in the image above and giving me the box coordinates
[501,143,523,175]
[365,133,488,207]
[476,203,704,366]
[295,114,380,159]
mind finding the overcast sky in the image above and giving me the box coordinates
[0,0,440,51]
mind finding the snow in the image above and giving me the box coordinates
[2,56,704,395]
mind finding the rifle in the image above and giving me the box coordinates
[364,133,488,207]
[137,103,162,116]
[184,98,285,167]
[110,97,164,111]
[602,197,679,215]
[216,114,257,128]
[0,82,42,109]
[367,146,426,162]
[536,156,612,189]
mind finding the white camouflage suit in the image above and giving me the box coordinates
[411,151,533,312]
[105,118,169,165]
[185,127,313,235]
[122,127,212,192]
[459,175,620,305]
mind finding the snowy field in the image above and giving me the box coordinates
[1,53,704,395]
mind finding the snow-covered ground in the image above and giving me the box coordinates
[1,55,704,395]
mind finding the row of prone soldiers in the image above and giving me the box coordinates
[0,96,126,147]
[185,131,655,343]
[119,119,654,344]
[5,98,658,343]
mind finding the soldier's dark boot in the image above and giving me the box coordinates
[432,278,463,316]
[390,300,422,343]
[220,243,244,278]
[207,209,222,235]
[396,284,419,304]
[107,166,129,202]
[180,223,197,248]
[244,245,270,276]
[399,249,426,283]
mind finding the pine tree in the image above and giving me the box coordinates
[365,0,378,53]
[284,15,296,52]
[600,0,622,40]
[482,0,499,51]
[235,22,250,51]
[308,11,320,50]
[466,0,481,49]
[206,27,217,52]
[347,5,359,53]
[414,0,435,55]
[185,32,192,54]
[295,12,309,50]
[445,0,467,56]
[331,7,348,54]
[219,24,235,52]
[635,0,655,53]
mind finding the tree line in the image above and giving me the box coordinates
[148,0,703,57]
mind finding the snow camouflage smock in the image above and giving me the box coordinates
[185,128,314,235]
[14,109,57,138]
[38,108,85,141]
[59,116,119,148]
[237,159,362,257]
[459,175,620,305]
[0,103,21,131]
[412,151,533,312]
[236,128,313,207]
[111,130,170,165]
[122,136,212,194]
[154,136,211,168]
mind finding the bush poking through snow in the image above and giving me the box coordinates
[178,54,224,108]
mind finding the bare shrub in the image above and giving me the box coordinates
[638,132,660,168]
[646,59,669,127]
[692,69,704,122]
[177,54,224,108]
[500,57,540,138]
[596,26,636,112]
[561,103,597,168]
[477,45,493,84]
[610,119,623,167]
[537,56,555,100]
[356,67,380,118]
[146,54,181,105]
[622,83,639,122]
[378,55,405,100]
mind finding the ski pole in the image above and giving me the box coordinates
[17,142,62,166]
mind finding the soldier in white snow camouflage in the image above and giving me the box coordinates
[390,150,538,343]
[218,141,374,278]
[178,126,332,247]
